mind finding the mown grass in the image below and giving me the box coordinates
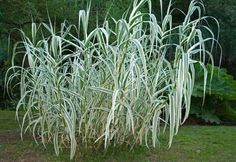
[0,110,236,162]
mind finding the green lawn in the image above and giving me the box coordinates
[0,110,236,162]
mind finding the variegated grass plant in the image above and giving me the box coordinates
[5,0,219,159]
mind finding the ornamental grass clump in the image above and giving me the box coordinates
[6,0,219,159]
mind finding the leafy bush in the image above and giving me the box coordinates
[194,64,236,99]
[6,0,218,159]
[192,64,236,124]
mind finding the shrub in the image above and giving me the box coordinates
[192,64,236,124]
[6,0,218,159]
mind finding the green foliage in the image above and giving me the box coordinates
[204,0,236,72]
[193,64,236,99]
[0,48,7,64]
[6,0,217,159]
[0,38,9,100]
[191,64,236,124]
[191,97,221,124]
[0,0,135,35]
